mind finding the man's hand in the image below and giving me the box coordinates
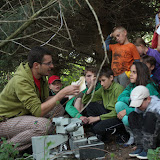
[61,85,80,96]
[117,110,126,120]
[88,116,100,124]
[79,116,89,124]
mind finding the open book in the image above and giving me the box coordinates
[68,76,86,99]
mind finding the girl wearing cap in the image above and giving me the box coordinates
[115,62,160,146]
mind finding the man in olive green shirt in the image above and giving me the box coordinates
[0,46,79,151]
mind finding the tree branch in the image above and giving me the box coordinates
[0,0,58,49]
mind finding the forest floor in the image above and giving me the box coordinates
[104,140,138,160]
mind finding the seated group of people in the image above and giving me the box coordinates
[64,26,160,159]
[0,25,160,160]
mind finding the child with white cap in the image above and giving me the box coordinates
[128,85,160,159]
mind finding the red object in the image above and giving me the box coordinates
[48,75,61,84]
[33,75,41,95]
[152,31,158,49]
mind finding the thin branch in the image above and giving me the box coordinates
[0,16,57,23]
[77,0,110,116]
[62,10,74,47]
[30,37,68,52]
[18,0,29,18]
[75,0,81,7]
[0,0,58,49]
[0,26,30,50]
[0,27,52,42]
[41,2,64,46]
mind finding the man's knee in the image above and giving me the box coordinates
[34,118,53,135]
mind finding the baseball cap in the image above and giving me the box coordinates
[48,75,61,84]
[129,85,150,108]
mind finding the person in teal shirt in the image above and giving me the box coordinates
[115,62,160,146]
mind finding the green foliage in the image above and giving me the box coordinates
[148,147,160,160]
[61,63,85,87]
[0,137,33,160]
[110,153,115,160]
[0,137,19,160]
[0,72,14,92]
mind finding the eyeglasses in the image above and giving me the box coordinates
[41,61,53,66]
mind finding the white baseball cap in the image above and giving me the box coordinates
[130,85,150,108]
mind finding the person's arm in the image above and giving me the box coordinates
[85,76,97,94]
[131,44,140,61]
[15,77,79,117]
[65,96,89,124]
[41,85,80,116]
[65,97,83,118]
[102,34,112,50]
[88,116,100,124]
[156,13,159,26]
[100,85,124,120]
[157,35,160,52]
[117,84,131,105]
[82,87,103,104]
[146,83,160,99]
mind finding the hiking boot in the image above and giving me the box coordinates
[129,148,143,157]
[136,150,148,159]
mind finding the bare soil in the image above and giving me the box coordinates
[104,141,138,160]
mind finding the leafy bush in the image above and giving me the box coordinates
[0,137,19,160]
[61,63,85,87]
[148,147,160,160]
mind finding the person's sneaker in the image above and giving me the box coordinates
[129,148,143,157]
[136,150,148,159]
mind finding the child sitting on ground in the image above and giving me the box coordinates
[48,75,68,105]
[128,86,160,160]
[65,67,101,124]
[103,26,140,88]
[82,68,124,142]
[140,55,156,76]
[115,62,160,146]
[135,38,160,84]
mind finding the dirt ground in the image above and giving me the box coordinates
[104,141,138,160]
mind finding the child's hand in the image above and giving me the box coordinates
[88,116,100,124]
[117,109,126,120]
[110,32,113,37]
[79,116,89,124]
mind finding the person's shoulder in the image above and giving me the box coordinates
[113,81,124,90]
[146,81,159,91]
[14,62,33,81]
[109,43,120,47]
[148,47,159,55]
[126,43,136,48]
